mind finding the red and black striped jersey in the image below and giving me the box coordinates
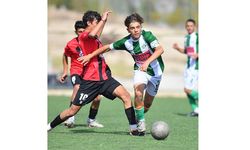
[64,37,84,76]
[78,31,111,81]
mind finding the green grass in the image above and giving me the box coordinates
[48,96,198,150]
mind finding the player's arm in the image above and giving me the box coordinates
[77,44,111,65]
[59,54,68,83]
[173,43,185,53]
[140,45,164,71]
[89,10,112,38]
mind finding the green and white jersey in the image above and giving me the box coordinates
[109,30,164,77]
[184,32,199,70]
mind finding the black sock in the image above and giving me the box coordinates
[50,115,65,128]
[125,107,137,125]
[69,101,73,107]
[88,108,98,120]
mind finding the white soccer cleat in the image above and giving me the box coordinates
[47,123,52,132]
[87,119,104,128]
[137,120,146,132]
[64,116,75,128]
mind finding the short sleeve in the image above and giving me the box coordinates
[110,36,129,50]
[143,30,160,49]
[64,44,71,57]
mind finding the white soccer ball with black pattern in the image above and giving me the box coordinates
[150,121,170,140]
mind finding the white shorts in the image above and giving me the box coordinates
[133,70,162,96]
[184,68,198,90]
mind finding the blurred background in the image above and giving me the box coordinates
[48,0,198,96]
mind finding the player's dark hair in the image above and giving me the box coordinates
[82,10,101,28]
[186,19,196,25]
[124,13,144,28]
[74,20,84,30]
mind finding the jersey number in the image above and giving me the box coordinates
[79,93,88,101]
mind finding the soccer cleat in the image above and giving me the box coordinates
[64,116,75,128]
[129,129,145,136]
[87,119,104,128]
[47,123,52,132]
[187,111,199,117]
[137,120,146,132]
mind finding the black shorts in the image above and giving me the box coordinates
[70,74,82,86]
[73,77,121,106]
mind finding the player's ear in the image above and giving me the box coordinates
[87,21,92,26]
[126,28,129,33]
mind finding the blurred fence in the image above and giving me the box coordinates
[48,74,72,89]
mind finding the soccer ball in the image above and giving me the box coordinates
[150,121,170,140]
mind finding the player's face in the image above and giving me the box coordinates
[186,22,195,34]
[127,21,142,40]
[76,28,84,36]
[88,18,99,30]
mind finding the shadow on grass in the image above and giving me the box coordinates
[70,129,129,135]
[70,125,151,136]
[73,124,88,127]
[53,124,151,136]
[174,112,189,117]
[174,112,199,119]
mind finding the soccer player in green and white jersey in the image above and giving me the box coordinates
[78,13,165,134]
[173,19,199,117]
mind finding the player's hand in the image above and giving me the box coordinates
[140,62,149,72]
[59,73,68,83]
[77,55,91,66]
[189,53,199,59]
[101,10,112,21]
[172,43,180,50]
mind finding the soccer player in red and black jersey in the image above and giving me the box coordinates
[48,10,143,136]
[59,20,103,128]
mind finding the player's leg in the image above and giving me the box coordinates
[64,75,81,127]
[134,84,147,133]
[112,85,143,135]
[87,95,104,128]
[144,76,161,113]
[47,104,81,131]
[144,92,155,113]
[184,88,198,116]
[48,80,100,132]
[101,77,142,136]
[184,69,198,116]
[133,70,148,132]
[134,84,146,120]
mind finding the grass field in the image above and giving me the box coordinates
[48,96,198,150]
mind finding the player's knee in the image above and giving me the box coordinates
[184,88,191,94]
[93,95,101,102]
[91,98,101,109]
[135,91,143,100]
[120,92,132,107]
[73,84,80,90]
[121,92,131,102]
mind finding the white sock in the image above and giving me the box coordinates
[88,118,95,122]
[194,108,199,113]
[130,124,137,131]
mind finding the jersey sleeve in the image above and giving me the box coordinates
[109,36,128,50]
[143,30,160,50]
[64,44,71,57]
